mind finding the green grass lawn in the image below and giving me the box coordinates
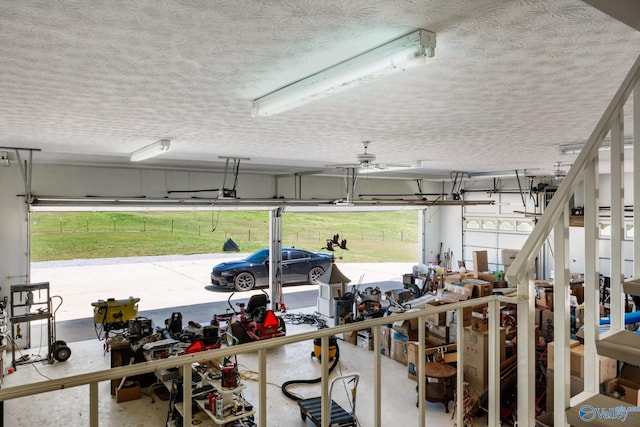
[30,211,419,262]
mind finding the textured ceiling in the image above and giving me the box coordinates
[0,0,639,179]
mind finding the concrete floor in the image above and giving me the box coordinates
[2,255,486,426]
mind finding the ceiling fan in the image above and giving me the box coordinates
[327,141,420,173]
[551,161,570,179]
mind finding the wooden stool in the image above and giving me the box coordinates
[416,362,457,413]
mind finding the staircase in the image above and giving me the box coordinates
[565,278,640,425]
[506,52,640,426]
[566,279,640,425]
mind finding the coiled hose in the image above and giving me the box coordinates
[281,341,340,401]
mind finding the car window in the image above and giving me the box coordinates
[290,250,310,260]
[246,250,268,263]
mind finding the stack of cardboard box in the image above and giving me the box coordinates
[545,339,617,411]
[610,365,640,406]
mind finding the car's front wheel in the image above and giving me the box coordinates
[308,266,325,284]
[234,272,255,291]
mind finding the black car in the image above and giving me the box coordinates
[210,248,334,291]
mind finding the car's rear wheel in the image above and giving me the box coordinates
[308,266,325,284]
[234,272,255,291]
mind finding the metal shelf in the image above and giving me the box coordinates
[9,282,53,369]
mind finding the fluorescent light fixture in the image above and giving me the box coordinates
[130,139,171,162]
[466,170,529,179]
[356,161,423,174]
[251,29,436,117]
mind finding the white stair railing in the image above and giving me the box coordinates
[506,53,640,426]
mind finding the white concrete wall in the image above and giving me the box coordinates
[0,166,30,302]
[461,171,635,280]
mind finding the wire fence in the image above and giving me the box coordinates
[33,218,415,242]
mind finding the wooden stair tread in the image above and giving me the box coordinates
[623,277,640,296]
[566,393,640,426]
[596,330,640,366]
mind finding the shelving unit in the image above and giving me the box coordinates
[164,364,255,427]
[9,282,52,368]
[198,376,255,425]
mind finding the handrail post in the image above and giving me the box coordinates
[184,360,192,426]
[259,348,267,426]
[89,382,98,427]
[373,325,382,427]
[635,82,640,276]
[321,335,329,427]
[583,156,600,395]
[418,315,426,427]
[610,107,625,332]
[488,299,500,426]
[553,206,571,426]
[455,308,464,427]
[516,270,535,427]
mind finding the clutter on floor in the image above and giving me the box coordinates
[327,251,523,425]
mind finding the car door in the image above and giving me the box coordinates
[279,250,293,283]
[286,249,311,283]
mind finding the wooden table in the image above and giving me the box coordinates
[416,362,457,413]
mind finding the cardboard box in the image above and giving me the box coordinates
[357,330,373,351]
[462,327,506,394]
[381,326,392,357]
[427,325,450,346]
[391,332,409,365]
[472,251,488,274]
[386,289,412,304]
[621,363,640,383]
[611,378,640,406]
[570,344,617,381]
[547,341,616,382]
[406,341,457,381]
[546,340,580,369]
[116,381,141,403]
[464,278,494,298]
[443,282,474,300]
[535,284,554,311]
[341,330,358,345]
[539,309,554,343]
[500,305,517,328]
[391,310,419,341]
[425,301,448,326]
[470,304,489,332]
[446,307,473,328]
[502,249,519,269]
[407,342,420,381]
[475,272,497,283]
[444,272,474,283]
[572,286,584,305]
[546,368,587,412]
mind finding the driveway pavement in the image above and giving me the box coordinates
[29,253,413,342]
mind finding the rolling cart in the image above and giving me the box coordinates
[9,282,71,369]
[298,373,359,427]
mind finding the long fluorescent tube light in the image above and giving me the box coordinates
[251,29,436,117]
[466,170,529,179]
[130,139,171,162]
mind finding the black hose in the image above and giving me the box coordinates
[281,341,340,401]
